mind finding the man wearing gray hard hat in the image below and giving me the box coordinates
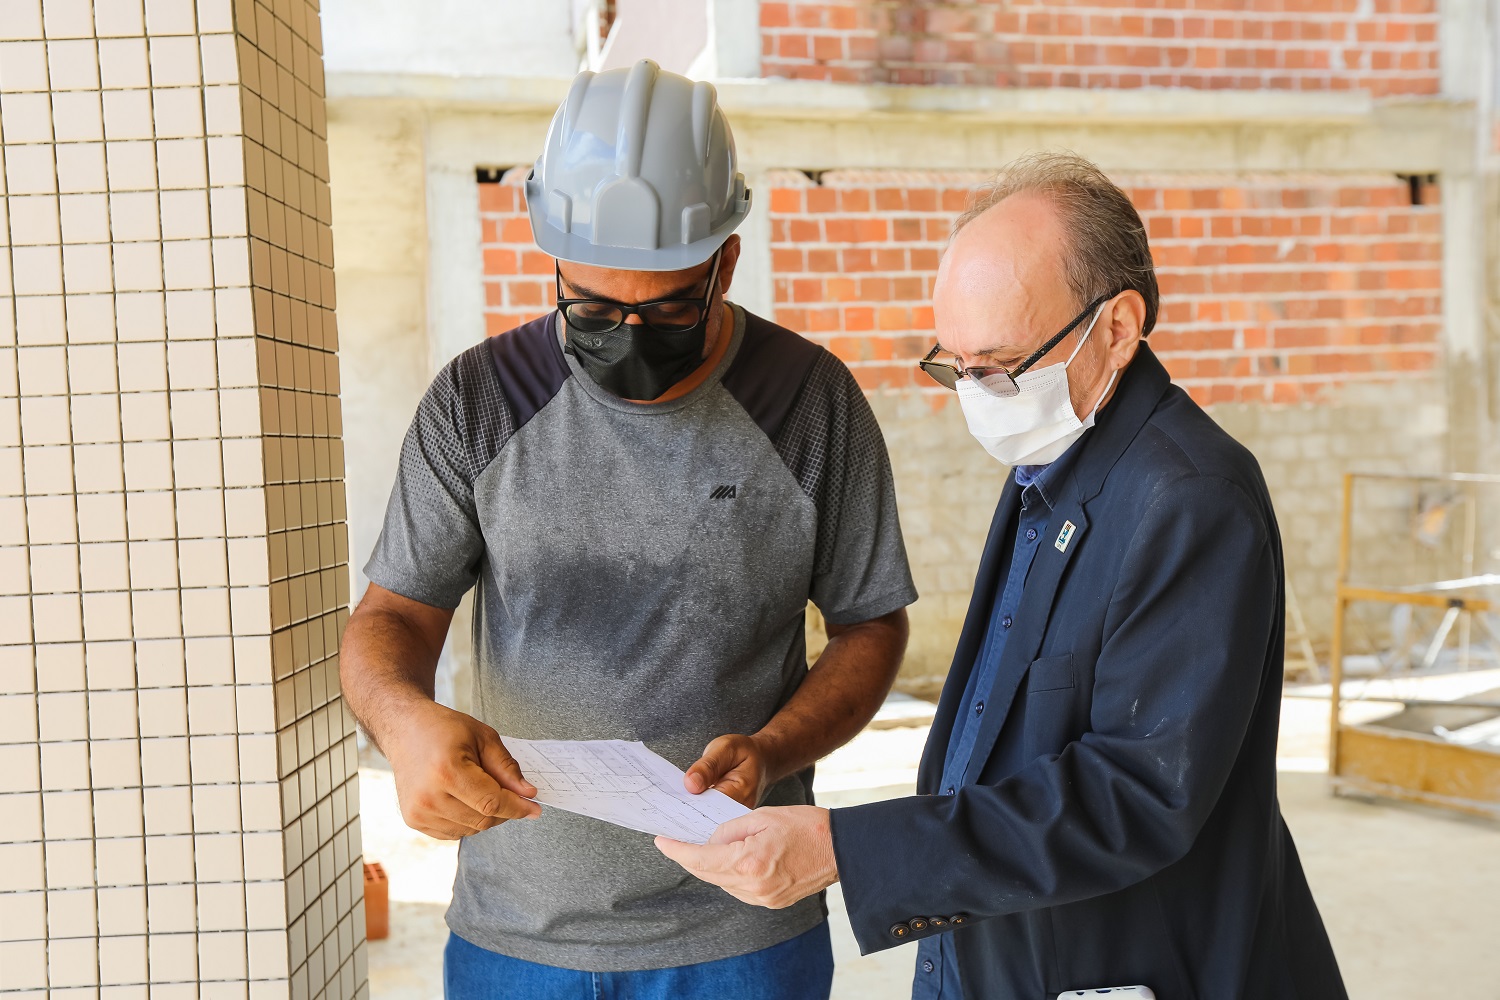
[339,59,917,998]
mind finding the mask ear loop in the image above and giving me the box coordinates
[1063,300,1109,368]
[1079,301,1117,418]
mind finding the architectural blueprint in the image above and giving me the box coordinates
[502,737,750,844]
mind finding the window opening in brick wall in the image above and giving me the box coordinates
[477,167,511,185]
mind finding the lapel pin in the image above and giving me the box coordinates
[1055,520,1077,552]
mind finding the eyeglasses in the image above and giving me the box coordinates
[918,292,1113,398]
[555,252,722,336]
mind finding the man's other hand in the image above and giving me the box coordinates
[655,806,838,909]
[684,733,771,808]
[384,702,542,840]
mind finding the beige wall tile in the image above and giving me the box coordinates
[103,140,156,192]
[102,90,155,142]
[81,589,133,641]
[42,837,93,890]
[29,542,80,592]
[52,91,105,143]
[150,34,200,85]
[55,142,108,196]
[148,930,202,984]
[0,792,44,843]
[0,890,47,942]
[137,734,187,785]
[83,640,135,689]
[4,145,58,196]
[59,193,110,243]
[9,195,62,246]
[96,885,147,936]
[93,0,145,38]
[93,835,145,887]
[75,490,127,542]
[145,833,197,884]
[136,684,186,736]
[88,738,141,788]
[98,934,149,986]
[0,92,56,144]
[48,935,99,987]
[23,444,74,493]
[158,137,207,189]
[192,782,239,833]
[124,490,175,539]
[186,682,234,734]
[160,188,209,239]
[93,785,144,836]
[143,784,193,835]
[98,37,149,86]
[0,40,50,90]
[197,880,246,930]
[165,287,216,339]
[115,290,166,341]
[154,86,205,139]
[0,939,49,989]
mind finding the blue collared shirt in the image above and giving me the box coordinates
[911,447,1082,1000]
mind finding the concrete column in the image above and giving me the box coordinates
[0,1,366,997]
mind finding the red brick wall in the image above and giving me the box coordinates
[477,168,1442,407]
[478,170,556,336]
[766,170,1442,405]
[760,1,1440,96]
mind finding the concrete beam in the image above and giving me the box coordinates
[326,72,1472,175]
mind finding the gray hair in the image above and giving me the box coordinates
[952,152,1159,336]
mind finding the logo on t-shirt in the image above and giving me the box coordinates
[709,485,737,500]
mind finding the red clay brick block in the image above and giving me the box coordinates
[761,170,1442,407]
[757,0,1439,96]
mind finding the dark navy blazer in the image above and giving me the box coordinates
[829,346,1348,1000]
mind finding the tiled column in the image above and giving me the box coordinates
[0,1,365,998]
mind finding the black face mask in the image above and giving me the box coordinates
[563,315,709,402]
[560,252,721,401]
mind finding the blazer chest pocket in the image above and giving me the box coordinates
[1027,653,1075,693]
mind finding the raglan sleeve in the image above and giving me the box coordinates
[363,362,488,610]
[801,354,918,625]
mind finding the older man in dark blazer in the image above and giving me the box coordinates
[657,152,1347,999]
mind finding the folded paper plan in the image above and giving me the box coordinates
[502,737,750,844]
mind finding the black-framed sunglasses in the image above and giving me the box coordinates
[556,251,722,336]
[918,292,1113,398]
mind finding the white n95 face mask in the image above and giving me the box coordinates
[955,303,1117,467]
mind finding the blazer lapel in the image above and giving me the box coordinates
[956,344,1174,782]
[917,475,1021,790]
[958,497,1089,783]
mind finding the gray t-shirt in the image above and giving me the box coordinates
[365,304,917,971]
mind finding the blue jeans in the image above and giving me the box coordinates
[443,922,834,1000]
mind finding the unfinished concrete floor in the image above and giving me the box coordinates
[361,688,1500,999]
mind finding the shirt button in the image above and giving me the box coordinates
[923,959,935,973]
[1002,616,1012,629]
[1026,528,1037,541]
[945,785,955,795]
[975,701,984,715]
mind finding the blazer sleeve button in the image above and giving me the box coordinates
[928,916,948,928]
[949,913,969,925]
[910,917,929,931]
[889,922,911,939]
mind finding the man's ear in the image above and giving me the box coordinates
[1105,289,1147,370]
[716,234,742,298]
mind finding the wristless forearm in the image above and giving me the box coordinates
[753,616,907,784]
[339,607,444,755]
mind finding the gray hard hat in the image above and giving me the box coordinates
[525,59,751,272]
